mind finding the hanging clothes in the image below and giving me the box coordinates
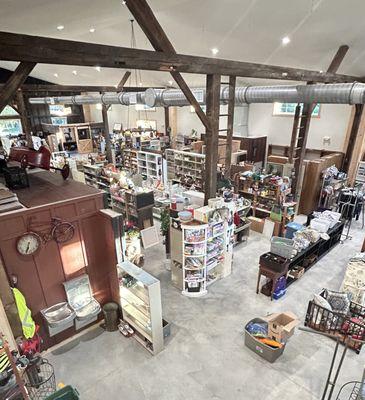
[12,288,35,339]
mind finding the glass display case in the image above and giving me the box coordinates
[117,261,164,355]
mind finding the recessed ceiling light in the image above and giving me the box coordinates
[139,82,143,86]
[319,70,324,73]
[72,70,77,75]
[282,36,290,45]
[95,66,101,72]
[168,80,173,86]
[53,73,58,78]
[56,25,64,31]
[121,0,126,4]
[89,27,95,33]
[211,48,219,55]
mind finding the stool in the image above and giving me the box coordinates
[256,264,288,301]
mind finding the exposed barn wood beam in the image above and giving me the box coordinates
[116,71,131,91]
[0,31,359,83]
[125,0,210,129]
[342,104,364,173]
[16,90,32,146]
[326,45,349,75]
[224,76,237,179]
[205,74,221,203]
[0,61,36,113]
[101,104,113,163]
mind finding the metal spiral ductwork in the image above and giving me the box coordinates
[29,91,146,106]
[29,82,365,106]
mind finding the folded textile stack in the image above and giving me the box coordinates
[341,255,365,306]
[0,184,23,213]
[293,228,321,252]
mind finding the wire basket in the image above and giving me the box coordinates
[336,381,361,399]
[24,358,56,400]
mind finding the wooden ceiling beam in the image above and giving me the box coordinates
[0,61,36,113]
[116,71,131,91]
[326,45,349,75]
[0,31,360,83]
[125,0,210,129]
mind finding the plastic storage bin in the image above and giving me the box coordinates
[270,237,296,259]
[310,218,331,233]
[46,385,79,399]
[285,222,304,239]
[244,318,285,363]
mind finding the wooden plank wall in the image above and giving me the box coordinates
[0,194,119,349]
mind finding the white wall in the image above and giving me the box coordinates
[88,104,249,137]
[248,103,352,151]
[88,104,167,131]
[176,105,248,137]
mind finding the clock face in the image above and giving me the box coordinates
[16,233,41,256]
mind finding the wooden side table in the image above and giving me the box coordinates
[256,264,288,301]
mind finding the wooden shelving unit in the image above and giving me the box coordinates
[166,149,205,190]
[122,148,138,172]
[111,190,154,230]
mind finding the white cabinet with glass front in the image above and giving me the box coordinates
[117,261,164,355]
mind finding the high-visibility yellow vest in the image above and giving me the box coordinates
[12,288,35,339]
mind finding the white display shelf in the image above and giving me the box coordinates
[117,261,164,355]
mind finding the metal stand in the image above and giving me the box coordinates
[299,327,364,400]
[336,186,362,242]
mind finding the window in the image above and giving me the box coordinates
[51,116,68,125]
[273,102,320,117]
[0,106,22,137]
[136,119,157,130]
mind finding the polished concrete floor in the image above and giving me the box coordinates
[46,218,365,400]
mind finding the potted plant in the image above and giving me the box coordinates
[160,207,170,256]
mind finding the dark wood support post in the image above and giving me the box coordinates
[224,76,236,178]
[0,62,36,114]
[342,104,364,172]
[164,106,170,138]
[204,74,221,204]
[101,104,113,163]
[16,90,32,146]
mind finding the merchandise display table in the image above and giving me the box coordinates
[258,221,345,295]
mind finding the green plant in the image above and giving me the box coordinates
[160,208,170,236]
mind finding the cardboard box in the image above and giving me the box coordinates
[266,312,299,343]
[248,216,265,233]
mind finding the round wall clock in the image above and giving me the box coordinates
[16,232,42,256]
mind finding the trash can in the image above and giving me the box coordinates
[102,302,119,332]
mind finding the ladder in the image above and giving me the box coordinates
[218,76,236,179]
[289,102,315,198]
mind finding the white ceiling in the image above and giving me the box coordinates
[1,0,365,88]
